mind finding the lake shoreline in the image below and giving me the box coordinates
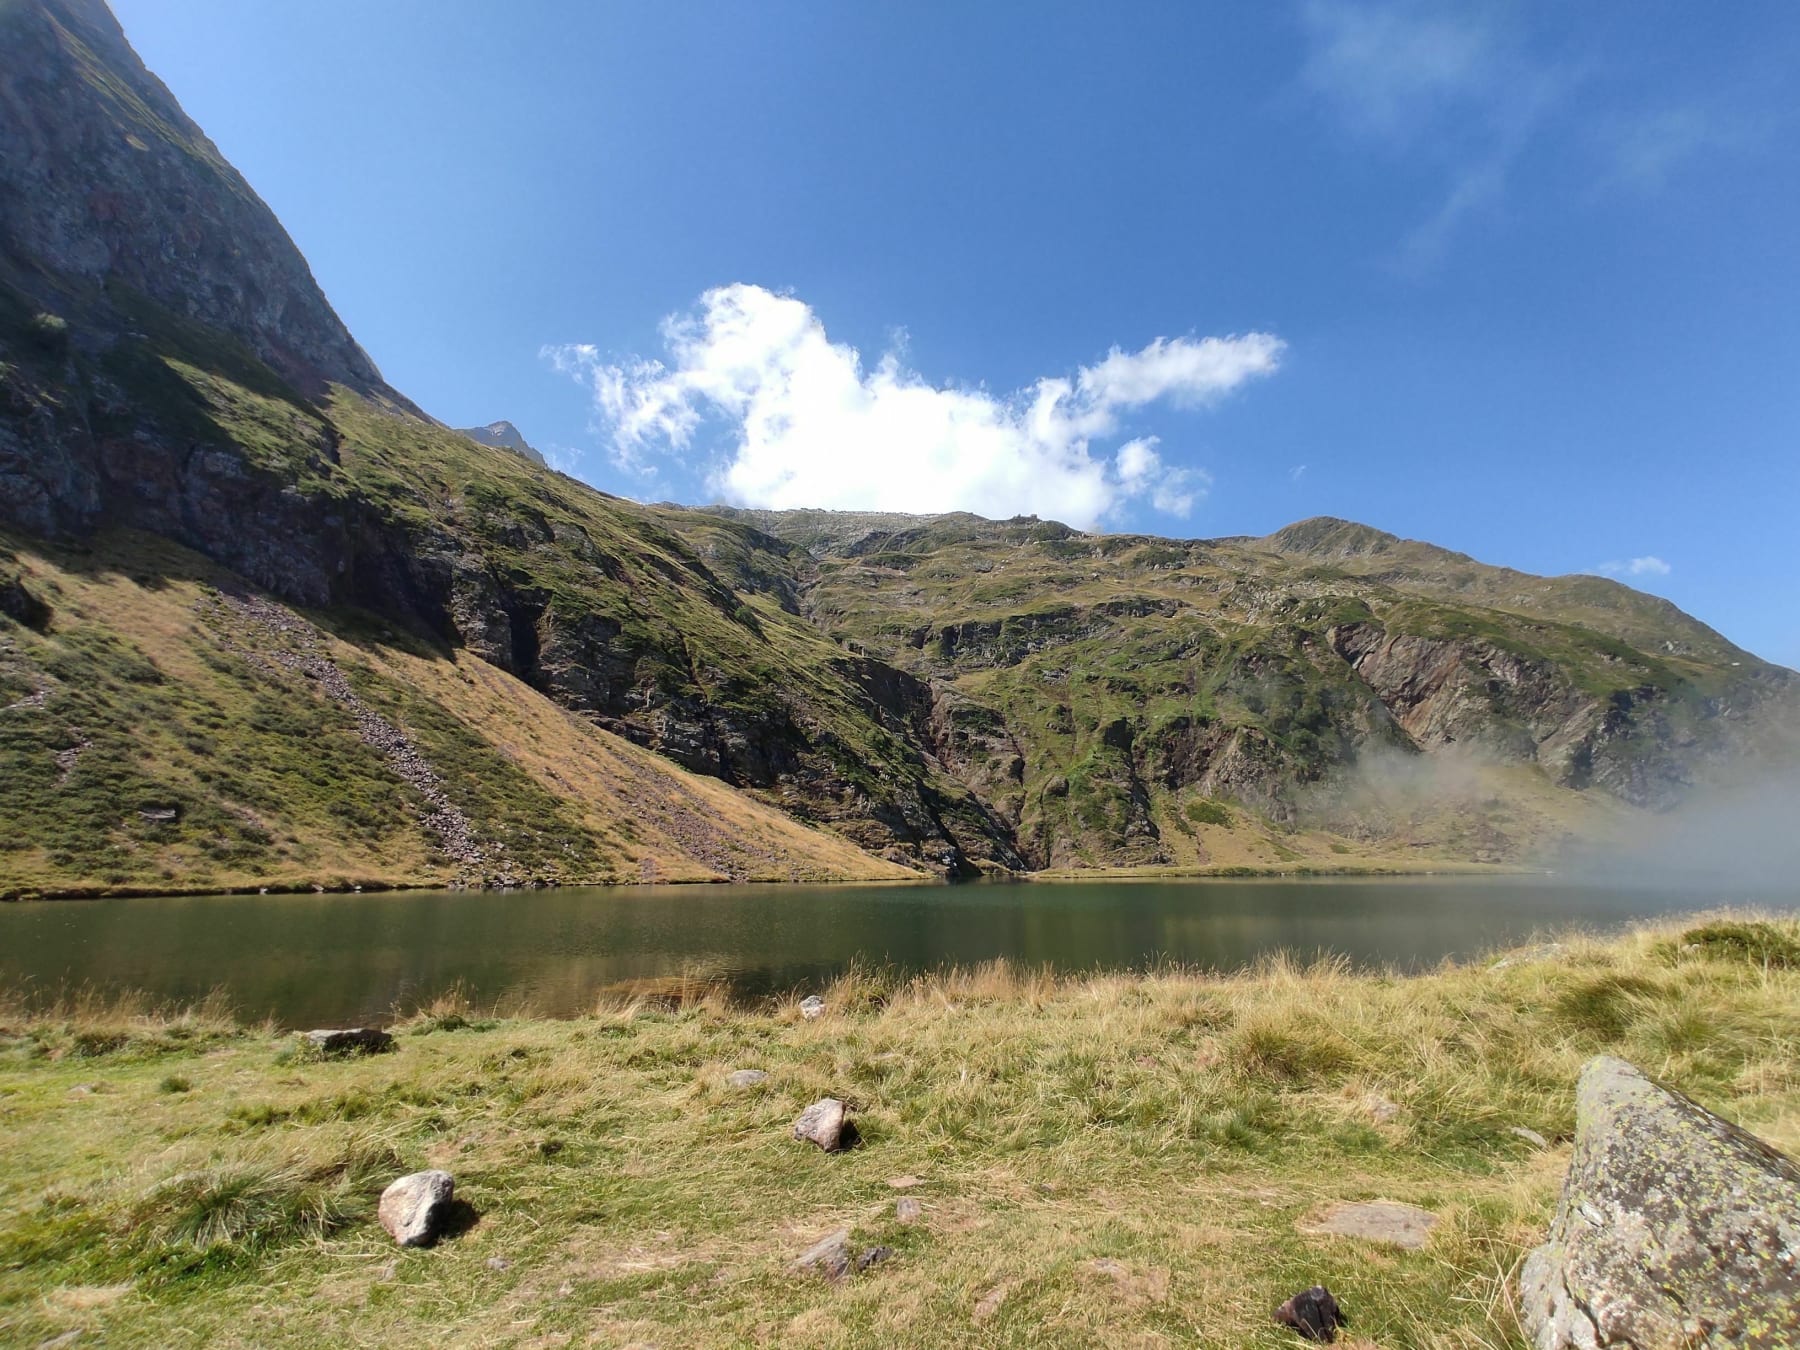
[2,913,1795,1347]
[0,858,1535,904]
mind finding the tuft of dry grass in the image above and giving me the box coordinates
[0,912,1796,1348]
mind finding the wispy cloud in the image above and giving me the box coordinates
[1295,2,1764,271]
[1288,464,1307,483]
[1592,556,1672,579]
[1298,0,1565,273]
[545,285,1282,528]
[1591,105,1760,195]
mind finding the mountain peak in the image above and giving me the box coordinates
[458,421,547,467]
[0,0,407,405]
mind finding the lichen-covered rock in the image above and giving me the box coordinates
[1520,1056,1800,1349]
[378,1170,454,1247]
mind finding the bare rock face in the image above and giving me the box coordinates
[792,1097,851,1152]
[378,1170,454,1247]
[0,0,393,401]
[1520,1056,1800,1349]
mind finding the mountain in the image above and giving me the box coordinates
[1,0,1795,898]
[459,421,548,468]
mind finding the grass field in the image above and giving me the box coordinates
[2,913,1797,1348]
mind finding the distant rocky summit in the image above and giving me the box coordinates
[1522,1056,1800,1348]
[458,421,547,468]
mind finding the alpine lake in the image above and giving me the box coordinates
[4,873,1796,1028]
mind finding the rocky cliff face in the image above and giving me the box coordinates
[0,0,397,402]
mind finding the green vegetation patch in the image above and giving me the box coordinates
[1681,920,1800,969]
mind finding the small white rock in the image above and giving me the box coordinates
[798,995,826,1020]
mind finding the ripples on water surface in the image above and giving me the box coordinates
[1,875,1794,1027]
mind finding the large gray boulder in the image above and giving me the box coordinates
[1521,1056,1800,1348]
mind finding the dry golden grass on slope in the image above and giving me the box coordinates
[3,913,1796,1348]
[358,639,917,885]
[0,534,914,895]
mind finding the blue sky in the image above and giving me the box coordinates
[110,1,1799,665]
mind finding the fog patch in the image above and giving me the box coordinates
[1297,744,1511,841]
[1557,770,1800,894]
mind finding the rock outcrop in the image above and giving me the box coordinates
[1520,1056,1800,1348]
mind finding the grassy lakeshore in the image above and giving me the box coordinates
[2,915,1797,1348]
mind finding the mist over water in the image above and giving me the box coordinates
[1557,771,1800,895]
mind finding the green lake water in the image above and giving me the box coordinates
[0,875,1792,1027]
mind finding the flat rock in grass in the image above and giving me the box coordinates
[378,1170,454,1247]
[725,1069,767,1088]
[895,1197,923,1223]
[303,1027,394,1056]
[793,1097,852,1151]
[885,1174,923,1189]
[1301,1200,1438,1249]
[1520,1055,1800,1349]
[798,995,826,1020]
[1510,1125,1551,1149]
[792,1227,852,1281]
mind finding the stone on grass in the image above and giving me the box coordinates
[895,1197,923,1223]
[798,995,826,1020]
[1300,1200,1438,1249]
[793,1097,853,1151]
[1275,1285,1345,1343]
[792,1227,852,1281]
[1520,1056,1800,1349]
[725,1069,767,1088]
[885,1174,923,1189]
[303,1027,395,1056]
[1361,1093,1402,1125]
[378,1170,454,1247]
[854,1245,893,1273]
[1510,1125,1550,1149]
[972,1282,1009,1323]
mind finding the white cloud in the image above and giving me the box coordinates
[1288,464,1307,482]
[546,285,1281,528]
[1593,556,1672,579]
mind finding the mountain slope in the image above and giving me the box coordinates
[0,0,1794,897]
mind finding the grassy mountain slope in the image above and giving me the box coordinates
[699,508,1794,869]
[0,530,912,899]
